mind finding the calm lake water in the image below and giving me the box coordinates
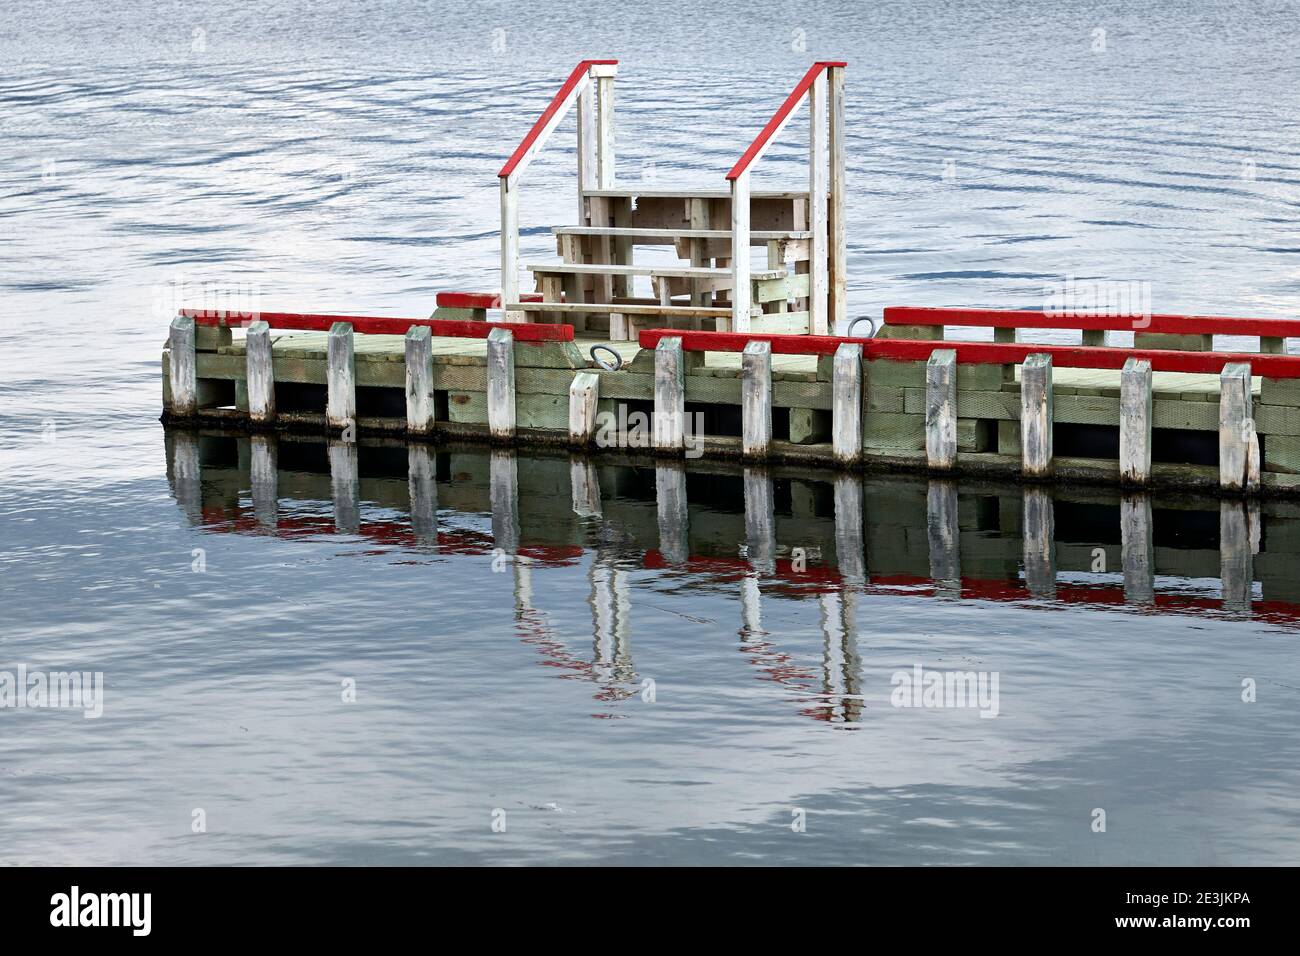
[1,0,1299,865]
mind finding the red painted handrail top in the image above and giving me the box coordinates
[181,309,574,342]
[725,61,847,182]
[638,328,1300,377]
[498,59,618,180]
[885,306,1300,338]
[436,291,542,309]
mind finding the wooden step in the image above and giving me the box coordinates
[553,226,810,241]
[507,301,732,318]
[526,263,786,280]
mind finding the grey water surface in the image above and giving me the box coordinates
[1,0,1299,865]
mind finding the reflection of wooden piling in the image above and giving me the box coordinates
[925,349,957,470]
[740,573,764,639]
[655,462,689,563]
[245,321,276,425]
[490,449,520,552]
[570,455,602,517]
[1022,487,1056,598]
[405,326,435,435]
[408,444,438,545]
[926,479,961,596]
[1120,494,1154,604]
[833,474,865,584]
[249,435,278,529]
[742,340,772,458]
[589,559,633,678]
[818,590,861,722]
[1021,353,1053,478]
[1220,500,1254,614]
[1219,363,1259,493]
[326,322,356,432]
[328,440,360,534]
[831,343,862,465]
[168,429,202,523]
[744,467,776,574]
[168,316,197,416]
[1119,358,1152,485]
[654,336,685,452]
[487,327,516,440]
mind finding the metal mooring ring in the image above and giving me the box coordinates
[848,316,877,339]
[590,345,623,371]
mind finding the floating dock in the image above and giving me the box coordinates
[160,59,1300,496]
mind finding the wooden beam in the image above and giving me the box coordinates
[1219,363,1259,492]
[499,178,520,321]
[925,349,957,470]
[405,325,435,435]
[730,172,750,333]
[1020,353,1053,478]
[326,322,355,432]
[1119,357,1152,485]
[808,70,829,336]
[486,327,516,440]
[568,371,600,446]
[168,316,197,415]
[827,65,846,334]
[831,342,863,465]
[742,340,773,457]
[653,335,685,451]
[245,320,276,425]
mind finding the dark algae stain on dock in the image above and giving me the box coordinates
[3,0,1300,865]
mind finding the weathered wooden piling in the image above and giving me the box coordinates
[831,343,862,465]
[568,371,600,446]
[1219,363,1259,493]
[655,462,689,563]
[249,434,278,529]
[742,340,773,457]
[1119,357,1152,485]
[1020,353,1053,478]
[168,316,197,416]
[405,326,435,435]
[654,336,685,452]
[925,349,957,470]
[487,327,516,440]
[245,321,276,425]
[326,322,356,432]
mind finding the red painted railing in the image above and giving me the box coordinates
[885,306,1300,339]
[182,309,574,342]
[726,61,846,181]
[638,328,1300,377]
[435,291,542,310]
[498,59,618,180]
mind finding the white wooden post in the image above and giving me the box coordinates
[487,327,516,440]
[653,336,685,452]
[168,315,197,415]
[832,342,862,465]
[925,349,957,470]
[827,65,847,334]
[742,340,772,457]
[592,63,617,189]
[576,81,596,223]
[1119,357,1152,485]
[326,322,356,433]
[499,178,521,320]
[405,325,435,435]
[245,320,275,425]
[408,443,438,546]
[1120,494,1154,604]
[808,70,829,335]
[1020,353,1053,478]
[568,371,600,446]
[730,172,751,333]
[1220,363,1259,493]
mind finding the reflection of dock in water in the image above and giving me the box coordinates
[167,429,1292,720]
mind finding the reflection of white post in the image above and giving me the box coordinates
[169,430,203,523]
[740,573,764,640]
[744,467,776,574]
[834,474,865,585]
[1220,500,1254,615]
[1022,487,1056,599]
[490,449,520,553]
[408,444,438,547]
[328,440,360,535]
[655,462,689,564]
[819,592,846,720]
[249,435,278,530]
[570,455,602,517]
[590,559,615,665]
[1120,494,1154,604]
[926,479,961,597]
